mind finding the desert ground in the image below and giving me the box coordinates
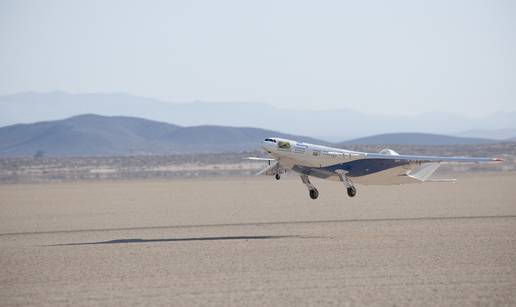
[1,172,515,306]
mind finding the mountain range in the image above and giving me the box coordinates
[0,114,513,157]
[341,133,496,146]
[0,114,325,156]
[1,91,515,141]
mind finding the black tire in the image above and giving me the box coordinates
[275,174,281,180]
[347,186,357,197]
[309,189,319,200]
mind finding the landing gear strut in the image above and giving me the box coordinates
[337,171,357,198]
[301,175,319,200]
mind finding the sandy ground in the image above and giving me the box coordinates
[1,173,515,306]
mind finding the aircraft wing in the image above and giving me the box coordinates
[347,153,503,184]
[365,153,503,164]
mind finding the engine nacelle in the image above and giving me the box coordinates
[379,148,400,156]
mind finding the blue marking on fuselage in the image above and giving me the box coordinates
[292,159,410,179]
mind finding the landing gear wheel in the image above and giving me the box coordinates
[275,173,281,180]
[309,189,319,200]
[347,186,357,198]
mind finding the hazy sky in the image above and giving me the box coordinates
[1,0,515,116]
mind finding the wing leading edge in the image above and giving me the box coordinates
[365,153,503,164]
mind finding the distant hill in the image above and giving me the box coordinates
[341,133,498,146]
[0,114,325,157]
[2,92,516,141]
[455,128,516,141]
[0,115,511,157]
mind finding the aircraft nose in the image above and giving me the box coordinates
[261,140,275,152]
[261,141,269,150]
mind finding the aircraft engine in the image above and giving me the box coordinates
[379,148,400,156]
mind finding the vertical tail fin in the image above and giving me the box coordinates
[407,163,441,182]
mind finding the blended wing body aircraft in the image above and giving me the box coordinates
[248,138,503,199]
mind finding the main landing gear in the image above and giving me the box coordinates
[338,171,357,198]
[275,173,281,180]
[309,189,319,200]
[300,173,358,200]
[347,186,357,197]
[300,175,319,200]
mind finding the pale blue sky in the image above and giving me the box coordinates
[1,0,515,116]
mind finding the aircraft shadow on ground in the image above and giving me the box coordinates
[48,235,302,246]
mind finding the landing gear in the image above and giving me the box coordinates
[275,173,281,180]
[337,171,357,198]
[347,186,357,197]
[300,173,357,200]
[301,175,319,200]
[309,188,319,200]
